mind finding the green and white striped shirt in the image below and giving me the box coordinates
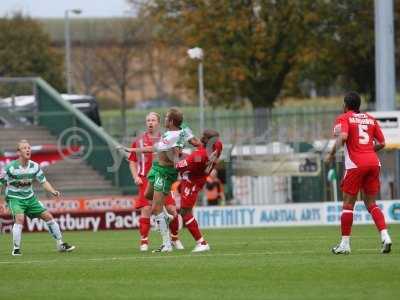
[180,123,194,142]
[157,130,187,151]
[0,160,46,199]
[155,123,195,152]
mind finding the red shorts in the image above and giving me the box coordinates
[180,180,202,209]
[341,166,380,196]
[134,176,176,209]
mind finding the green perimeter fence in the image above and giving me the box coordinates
[101,106,342,146]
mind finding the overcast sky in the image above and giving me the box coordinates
[0,0,133,18]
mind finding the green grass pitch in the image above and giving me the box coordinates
[0,225,399,300]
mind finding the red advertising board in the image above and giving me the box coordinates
[1,211,141,233]
[0,196,142,233]
[0,196,136,215]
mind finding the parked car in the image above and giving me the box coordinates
[0,94,102,126]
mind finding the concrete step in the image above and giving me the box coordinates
[36,188,123,197]
[45,176,112,183]
[45,163,98,170]
[33,180,115,189]
[0,137,57,143]
[51,182,115,188]
[45,173,104,179]
[0,131,55,136]
[0,127,50,133]
[45,166,101,173]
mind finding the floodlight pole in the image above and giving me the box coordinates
[198,61,205,134]
[64,9,82,94]
[375,0,396,111]
[188,47,205,134]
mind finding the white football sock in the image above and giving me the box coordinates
[12,223,23,249]
[46,220,63,243]
[196,237,204,244]
[155,212,171,246]
[380,229,391,243]
[341,236,350,245]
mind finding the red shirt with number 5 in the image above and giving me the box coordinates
[333,111,385,169]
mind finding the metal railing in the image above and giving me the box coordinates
[102,106,341,146]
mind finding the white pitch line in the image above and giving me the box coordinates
[0,248,383,265]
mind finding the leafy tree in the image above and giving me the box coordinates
[292,0,375,101]
[286,0,400,104]
[95,19,143,138]
[136,0,325,108]
[135,0,400,107]
[0,13,64,91]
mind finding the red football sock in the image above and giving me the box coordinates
[367,203,387,231]
[169,216,180,241]
[183,213,203,242]
[341,203,354,236]
[139,217,150,244]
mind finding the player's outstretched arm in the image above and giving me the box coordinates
[117,145,155,154]
[42,181,61,197]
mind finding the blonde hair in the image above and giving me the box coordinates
[17,139,30,151]
[146,112,161,122]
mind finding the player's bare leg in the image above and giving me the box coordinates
[332,192,356,254]
[144,183,154,201]
[180,207,210,252]
[152,191,172,252]
[166,204,184,250]
[363,195,392,253]
[40,211,75,252]
[11,214,24,256]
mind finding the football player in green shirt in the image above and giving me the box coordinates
[0,140,75,256]
[120,108,199,252]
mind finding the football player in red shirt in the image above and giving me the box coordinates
[326,92,392,254]
[128,112,182,251]
[171,129,223,252]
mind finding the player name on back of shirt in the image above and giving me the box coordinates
[349,114,375,125]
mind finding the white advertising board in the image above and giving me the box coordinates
[194,200,400,229]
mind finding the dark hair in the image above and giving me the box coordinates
[167,107,183,127]
[344,92,361,112]
[203,129,220,140]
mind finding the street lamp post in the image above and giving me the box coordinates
[64,9,82,94]
[374,0,396,111]
[187,47,205,134]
